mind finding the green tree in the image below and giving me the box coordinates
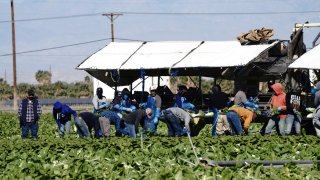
[84,75,91,84]
[0,82,12,99]
[35,70,52,85]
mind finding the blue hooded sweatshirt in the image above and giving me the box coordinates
[314,82,320,107]
[53,101,77,127]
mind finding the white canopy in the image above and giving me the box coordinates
[289,44,320,69]
[173,41,277,68]
[78,41,277,70]
[121,41,202,70]
[77,41,278,86]
[78,42,144,70]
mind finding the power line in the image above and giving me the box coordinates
[120,11,320,15]
[0,13,102,23]
[0,38,109,56]
[1,10,320,23]
[0,37,148,57]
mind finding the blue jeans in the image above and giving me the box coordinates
[211,107,219,136]
[75,119,90,138]
[125,122,136,138]
[226,111,243,135]
[265,118,286,135]
[21,121,39,139]
[108,117,128,136]
[164,111,183,136]
[59,121,71,137]
[314,119,320,137]
[144,118,156,134]
[285,114,301,135]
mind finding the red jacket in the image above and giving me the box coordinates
[270,83,287,119]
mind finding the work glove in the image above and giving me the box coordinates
[59,126,64,136]
[185,126,191,134]
[139,103,147,109]
[186,130,191,136]
[244,101,259,109]
[306,107,315,112]
[153,117,158,124]
[117,113,123,119]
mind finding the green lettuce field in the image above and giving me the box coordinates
[0,112,320,179]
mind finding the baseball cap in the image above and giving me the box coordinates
[27,89,35,97]
[150,85,158,91]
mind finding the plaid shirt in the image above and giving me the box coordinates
[18,100,42,122]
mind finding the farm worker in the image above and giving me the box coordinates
[91,87,109,137]
[78,112,102,138]
[208,85,229,136]
[123,108,152,138]
[267,80,275,93]
[313,81,320,107]
[140,85,162,135]
[264,83,287,136]
[53,101,79,137]
[174,85,196,112]
[215,114,231,135]
[18,89,42,139]
[260,80,275,135]
[92,87,109,114]
[99,110,128,137]
[285,86,304,135]
[113,88,136,113]
[234,87,247,106]
[226,106,258,135]
[234,86,259,109]
[162,107,195,137]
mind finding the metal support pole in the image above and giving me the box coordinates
[115,83,118,96]
[129,84,133,95]
[157,75,160,87]
[198,75,203,105]
[141,77,145,102]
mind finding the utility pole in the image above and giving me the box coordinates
[102,13,123,42]
[4,68,7,82]
[11,0,17,110]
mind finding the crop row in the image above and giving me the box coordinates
[0,112,320,179]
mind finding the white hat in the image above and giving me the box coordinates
[150,85,158,91]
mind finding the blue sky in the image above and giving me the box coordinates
[1,0,320,84]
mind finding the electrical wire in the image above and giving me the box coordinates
[1,10,320,23]
[0,38,110,57]
[0,13,102,23]
[0,37,149,57]
[0,38,151,57]
[120,11,320,15]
